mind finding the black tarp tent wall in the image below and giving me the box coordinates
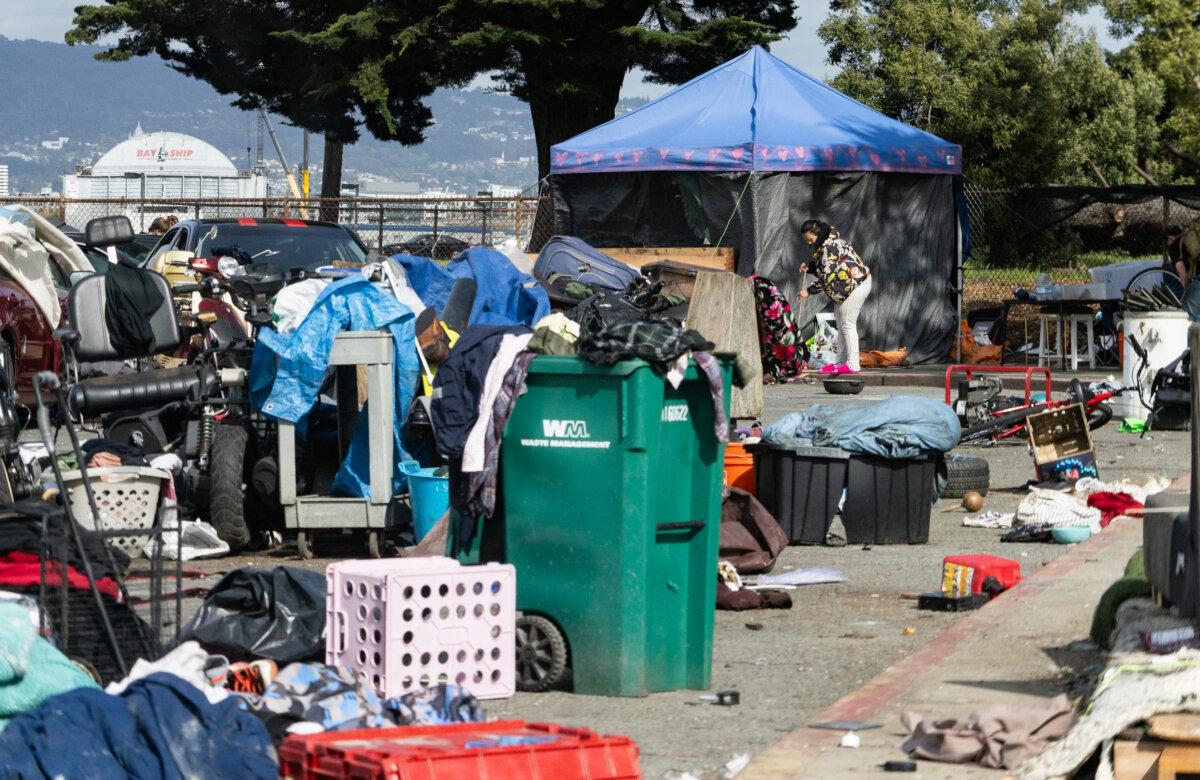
[547,47,967,364]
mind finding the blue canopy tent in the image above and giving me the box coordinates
[547,46,967,363]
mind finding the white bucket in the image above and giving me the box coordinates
[1121,311,1191,418]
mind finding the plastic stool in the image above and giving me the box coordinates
[1067,312,1096,370]
[1037,315,1063,368]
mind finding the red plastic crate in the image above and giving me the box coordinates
[278,720,642,780]
[942,554,1021,598]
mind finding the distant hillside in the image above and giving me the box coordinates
[0,36,647,195]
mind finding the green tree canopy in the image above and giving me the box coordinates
[66,0,464,197]
[1104,0,1200,176]
[819,0,1163,187]
[309,1,797,179]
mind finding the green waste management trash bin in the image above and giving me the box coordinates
[451,355,731,697]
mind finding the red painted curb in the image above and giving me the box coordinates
[746,502,1157,774]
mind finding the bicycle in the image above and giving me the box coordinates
[958,378,1128,444]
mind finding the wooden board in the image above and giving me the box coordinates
[1150,714,1200,743]
[1156,743,1200,779]
[685,271,762,419]
[603,247,736,272]
[1113,738,1166,780]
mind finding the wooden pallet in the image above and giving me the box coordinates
[1114,715,1200,779]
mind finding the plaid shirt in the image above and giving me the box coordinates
[577,320,713,367]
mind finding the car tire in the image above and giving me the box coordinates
[209,424,252,552]
[943,455,990,498]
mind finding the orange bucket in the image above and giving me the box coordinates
[724,442,756,493]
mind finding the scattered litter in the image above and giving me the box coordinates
[963,511,1014,529]
[840,731,861,748]
[750,567,847,588]
[1117,418,1146,434]
[745,622,763,631]
[962,491,985,512]
[723,753,751,778]
[918,592,988,611]
[697,690,740,706]
[902,626,917,635]
[882,759,917,772]
[810,720,882,731]
[142,515,229,561]
[1142,626,1200,654]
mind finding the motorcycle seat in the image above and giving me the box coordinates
[69,366,199,417]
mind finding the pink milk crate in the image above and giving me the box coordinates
[325,557,516,700]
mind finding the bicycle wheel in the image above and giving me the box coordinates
[1088,402,1113,431]
[1125,267,1184,301]
[961,405,1043,443]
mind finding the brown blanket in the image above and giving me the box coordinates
[719,487,788,574]
[900,694,1075,769]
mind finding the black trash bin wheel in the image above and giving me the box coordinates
[515,614,568,692]
[943,455,990,498]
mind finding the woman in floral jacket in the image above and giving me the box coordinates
[798,219,872,374]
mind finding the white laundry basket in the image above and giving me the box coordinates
[60,466,170,553]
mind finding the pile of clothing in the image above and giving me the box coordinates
[0,506,158,682]
[964,477,1165,541]
[0,558,491,778]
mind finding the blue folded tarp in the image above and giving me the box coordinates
[251,276,420,497]
[395,246,550,327]
[763,396,961,459]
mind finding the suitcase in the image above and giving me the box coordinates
[534,236,640,292]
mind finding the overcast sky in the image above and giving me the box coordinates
[1,0,1121,99]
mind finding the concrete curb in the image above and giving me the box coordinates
[739,512,1148,779]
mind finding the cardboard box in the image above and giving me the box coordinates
[1026,403,1098,482]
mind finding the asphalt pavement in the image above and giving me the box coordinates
[191,379,1185,779]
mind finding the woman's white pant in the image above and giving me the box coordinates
[835,275,873,371]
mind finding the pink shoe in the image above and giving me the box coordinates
[836,364,860,375]
[818,363,839,375]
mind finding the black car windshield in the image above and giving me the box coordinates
[195,223,366,269]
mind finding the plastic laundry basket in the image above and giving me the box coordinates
[59,466,170,553]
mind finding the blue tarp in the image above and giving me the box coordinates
[251,276,420,497]
[396,247,550,328]
[762,396,961,459]
[551,46,960,176]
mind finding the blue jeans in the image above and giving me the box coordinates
[1185,280,1200,322]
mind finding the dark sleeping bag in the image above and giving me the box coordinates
[103,263,161,355]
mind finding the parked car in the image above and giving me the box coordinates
[64,231,144,272]
[384,233,471,261]
[0,218,94,397]
[144,218,370,274]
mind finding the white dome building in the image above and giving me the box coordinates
[64,125,266,201]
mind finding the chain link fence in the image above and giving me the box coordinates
[960,183,1200,352]
[11,195,551,258]
[960,184,1200,309]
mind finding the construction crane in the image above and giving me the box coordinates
[257,106,309,219]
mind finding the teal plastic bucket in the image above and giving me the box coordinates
[401,461,450,542]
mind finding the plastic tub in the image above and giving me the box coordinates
[748,444,850,544]
[279,720,642,780]
[401,461,449,542]
[842,453,936,545]
[723,442,756,493]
